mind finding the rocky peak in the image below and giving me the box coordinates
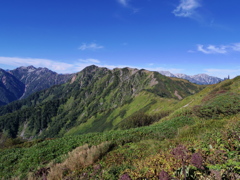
[159,71,223,85]
[4,66,74,101]
[82,65,100,73]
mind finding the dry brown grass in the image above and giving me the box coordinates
[46,141,112,180]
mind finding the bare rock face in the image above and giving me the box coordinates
[0,66,74,105]
[9,66,74,99]
[0,69,25,105]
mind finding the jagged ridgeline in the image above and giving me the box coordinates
[0,66,73,105]
[0,65,203,138]
[9,66,73,99]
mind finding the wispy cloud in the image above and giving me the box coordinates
[204,68,240,78]
[0,56,184,75]
[197,44,227,54]
[79,43,104,51]
[231,43,240,51]
[117,0,139,13]
[0,57,108,74]
[78,59,100,64]
[1,56,238,79]
[173,0,201,18]
[197,43,240,54]
[118,0,129,7]
[147,67,184,74]
[0,57,73,72]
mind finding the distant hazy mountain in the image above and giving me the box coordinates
[159,71,222,85]
[158,71,176,78]
[0,66,74,105]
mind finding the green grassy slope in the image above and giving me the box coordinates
[0,76,239,180]
[0,65,202,139]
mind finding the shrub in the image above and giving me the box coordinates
[118,112,154,129]
[119,111,171,130]
[193,92,240,119]
[46,141,113,180]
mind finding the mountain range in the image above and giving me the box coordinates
[0,65,239,180]
[0,65,203,139]
[159,71,223,85]
[0,66,223,106]
[0,66,73,105]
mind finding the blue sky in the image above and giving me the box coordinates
[0,0,240,78]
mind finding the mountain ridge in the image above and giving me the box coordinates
[0,65,203,139]
[159,71,223,85]
[0,70,239,180]
[0,66,74,105]
[0,65,225,106]
[9,66,74,99]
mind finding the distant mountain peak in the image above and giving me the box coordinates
[27,65,36,69]
[159,71,222,85]
[19,65,37,70]
[159,71,176,77]
[84,64,99,70]
[0,66,74,103]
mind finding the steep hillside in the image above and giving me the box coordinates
[0,65,202,139]
[0,69,25,105]
[0,75,239,180]
[9,66,74,99]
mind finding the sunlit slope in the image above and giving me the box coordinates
[0,65,202,139]
[0,76,239,180]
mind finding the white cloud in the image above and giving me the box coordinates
[231,43,240,52]
[204,68,240,78]
[79,43,104,51]
[4,56,228,79]
[0,56,145,74]
[2,56,238,80]
[173,0,201,18]
[197,44,227,54]
[0,57,73,72]
[197,43,240,54]
[0,56,108,74]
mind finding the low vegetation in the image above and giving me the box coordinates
[0,66,202,139]
[117,110,171,130]
[0,70,239,179]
